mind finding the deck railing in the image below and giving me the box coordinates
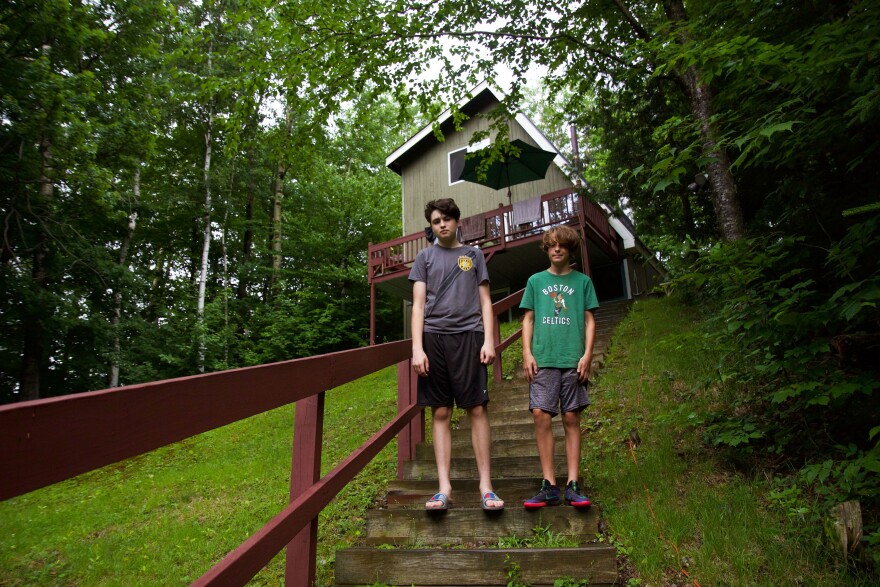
[0,291,524,586]
[368,188,619,284]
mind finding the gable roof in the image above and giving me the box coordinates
[385,80,647,258]
[386,81,567,175]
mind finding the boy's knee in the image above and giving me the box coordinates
[532,408,552,424]
[562,411,580,426]
[432,406,453,422]
[466,403,488,419]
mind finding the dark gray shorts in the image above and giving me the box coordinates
[529,368,589,417]
[417,331,489,409]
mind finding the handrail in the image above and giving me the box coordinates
[0,293,524,586]
[0,340,411,501]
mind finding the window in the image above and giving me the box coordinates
[448,139,489,186]
[449,148,467,185]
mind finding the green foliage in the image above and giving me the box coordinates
[504,554,528,587]
[495,523,579,549]
[668,213,880,569]
[592,297,875,584]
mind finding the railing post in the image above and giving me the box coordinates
[396,360,423,479]
[493,318,503,385]
[369,281,376,345]
[576,193,593,276]
[285,392,325,587]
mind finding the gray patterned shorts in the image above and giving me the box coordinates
[528,368,589,417]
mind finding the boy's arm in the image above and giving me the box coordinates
[478,282,495,365]
[521,309,537,382]
[411,281,429,376]
[576,309,596,382]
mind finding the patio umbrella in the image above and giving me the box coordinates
[458,139,557,201]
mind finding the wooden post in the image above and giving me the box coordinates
[285,392,325,587]
[493,319,503,385]
[577,194,592,276]
[369,281,376,345]
[396,360,424,479]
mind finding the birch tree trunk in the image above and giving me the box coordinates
[269,160,284,292]
[269,103,294,294]
[197,106,213,372]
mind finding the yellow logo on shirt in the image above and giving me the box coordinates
[458,256,473,271]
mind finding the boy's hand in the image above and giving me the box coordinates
[522,352,538,382]
[576,353,592,383]
[412,349,429,376]
[480,342,495,365]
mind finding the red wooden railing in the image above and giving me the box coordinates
[0,292,524,587]
[368,188,619,284]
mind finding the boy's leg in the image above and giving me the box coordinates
[561,410,581,484]
[466,403,503,508]
[427,406,453,508]
[562,409,591,507]
[532,408,557,485]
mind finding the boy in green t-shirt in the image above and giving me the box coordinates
[519,225,599,508]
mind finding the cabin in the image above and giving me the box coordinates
[368,81,666,342]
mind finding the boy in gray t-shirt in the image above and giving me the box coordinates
[409,198,504,511]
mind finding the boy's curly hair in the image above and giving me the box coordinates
[541,225,581,252]
[424,198,461,222]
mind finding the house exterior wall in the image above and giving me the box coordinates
[401,108,574,236]
[626,254,665,296]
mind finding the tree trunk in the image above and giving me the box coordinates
[269,104,295,294]
[20,132,54,401]
[109,166,139,387]
[197,109,213,372]
[145,247,166,324]
[269,160,285,293]
[664,0,745,241]
[237,142,256,300]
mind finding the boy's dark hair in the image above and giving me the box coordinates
[541,225,581,252]
[424,198,461,222]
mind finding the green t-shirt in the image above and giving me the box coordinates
[519,269,599,368]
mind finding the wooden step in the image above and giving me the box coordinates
[458,409,536,428]
[334,547,617,586]
[416,437,561,459]
[385,478,566,507]
[402,456,561,480]
[364,505,600,545]
[452,421,562,442]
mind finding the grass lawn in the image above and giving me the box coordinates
[0,366,400,586]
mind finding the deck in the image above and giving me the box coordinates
[368,187,620,287]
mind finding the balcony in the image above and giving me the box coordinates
[368,188,621,298]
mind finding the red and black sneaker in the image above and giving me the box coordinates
[564,480,592,508]
[523,479,561,509]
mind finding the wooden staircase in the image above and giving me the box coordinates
[334,299,631,586]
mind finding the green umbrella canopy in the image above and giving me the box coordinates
[458,139,557,199]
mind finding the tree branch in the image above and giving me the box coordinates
[612,0,653,42]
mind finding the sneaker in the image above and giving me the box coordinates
[523,479,561,509]
[564,480,592,508]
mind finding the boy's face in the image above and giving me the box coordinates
[429,210,458,245]
[545,239,571,266]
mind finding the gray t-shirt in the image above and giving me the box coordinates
[408,244,490,333]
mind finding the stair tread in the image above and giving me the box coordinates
[334,547,618,586]
[365,505,599,545]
